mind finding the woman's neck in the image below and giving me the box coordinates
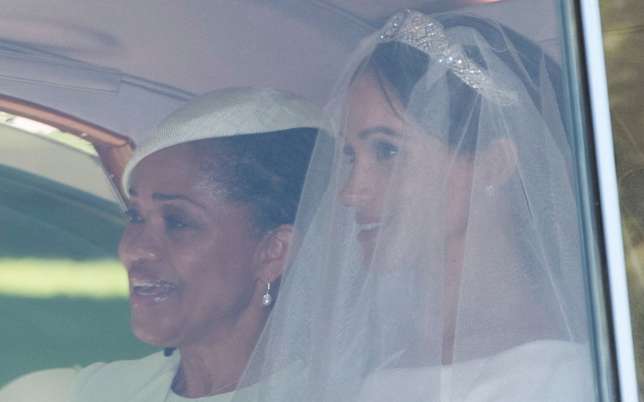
[441,220,520,364]
[173,309,269,398]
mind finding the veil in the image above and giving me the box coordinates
[233,10,596,402]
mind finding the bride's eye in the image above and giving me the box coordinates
[164,214,191,231]
[374,140,399,161]
[124,208,143,224]
[342,144,356,164]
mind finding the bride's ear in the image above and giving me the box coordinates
[255,224,295,283]
[479,137,518,188]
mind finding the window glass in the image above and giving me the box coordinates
[0,112,152,385]
[0,1,620,401]
[601,0,644,397]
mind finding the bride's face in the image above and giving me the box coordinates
[340,70,475,266]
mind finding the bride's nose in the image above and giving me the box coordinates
[340,161,376,208]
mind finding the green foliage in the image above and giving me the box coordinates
[602,0,644,396]
[0,295,154,386]
[0,165,124,260]
[0,155,148,386]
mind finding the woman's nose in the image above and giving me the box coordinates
[340,163,375,208]
[118,224,161,269]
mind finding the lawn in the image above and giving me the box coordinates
[0,259,154,386]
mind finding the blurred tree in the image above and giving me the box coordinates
[601,0,644,396]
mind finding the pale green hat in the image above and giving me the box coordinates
[122,87,331,195]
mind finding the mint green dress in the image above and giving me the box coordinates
[0,351,297,402]
[70,352,240,402]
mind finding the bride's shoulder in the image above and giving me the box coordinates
[475,339,589,374]
[358,340,592,402]
[462,340,592,401]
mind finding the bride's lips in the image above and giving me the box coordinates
[357,222,384,243]
[355,214,386,243]
[129,278,178,306]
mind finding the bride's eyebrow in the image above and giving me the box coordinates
[358,126,400,139]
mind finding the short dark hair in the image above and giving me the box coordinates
[192,128,320,234]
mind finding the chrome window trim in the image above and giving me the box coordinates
[579,0,639,399]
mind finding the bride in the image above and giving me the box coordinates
[234,10,596,402]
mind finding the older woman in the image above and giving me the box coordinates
[0,87,329,402]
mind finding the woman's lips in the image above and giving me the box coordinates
[356,221,384,243]
[130,279,178,305]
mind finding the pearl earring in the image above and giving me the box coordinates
[262,282,273,307]
[485,184,495,197]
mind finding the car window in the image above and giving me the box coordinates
[0,1,635,401]
[0,111,153,385]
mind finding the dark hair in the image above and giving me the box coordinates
[161,129,319,357]
[363,14,569,154]
[192,128,319,234]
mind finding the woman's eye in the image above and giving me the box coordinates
[374,140,399,161]
[342,145,356,164]
[124,208,143,224]
[164,215,190,231]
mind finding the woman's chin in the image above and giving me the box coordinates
[129,303,183,347]
[131,318,182,347]
[359,239,375,267]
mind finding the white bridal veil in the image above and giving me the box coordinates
[234,10,596,402]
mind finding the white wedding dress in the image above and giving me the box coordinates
[357,341,592,402]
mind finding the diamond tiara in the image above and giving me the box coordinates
[378,10,517,105]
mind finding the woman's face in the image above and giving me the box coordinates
[119,143,263,347]
[340,71,475,265]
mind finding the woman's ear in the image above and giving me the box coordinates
[479,137,518,187]
[254,225,295,283]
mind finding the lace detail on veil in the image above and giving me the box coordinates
[378,9,518,105]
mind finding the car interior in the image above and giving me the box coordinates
[0,0,642,399]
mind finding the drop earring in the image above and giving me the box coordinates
[262,281,273,307]
[485,184,495,197]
